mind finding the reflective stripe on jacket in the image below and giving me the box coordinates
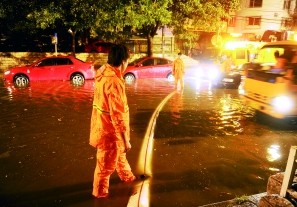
[89,64,130,149]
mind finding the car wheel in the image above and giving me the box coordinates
[124,73,136,82]
[167,73,175,82]
[71,74,85,85]
[14,75,29,87]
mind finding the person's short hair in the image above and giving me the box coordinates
[107,44,130,67]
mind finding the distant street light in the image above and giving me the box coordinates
[68,28,76,56]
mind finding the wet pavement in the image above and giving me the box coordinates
[1,77,297,207]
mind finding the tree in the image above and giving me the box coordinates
[0,0,41,35]
[89,0,132,42]
[1,0,240,56]
[123,0,172,56]
[27,0,99,55]
[169,0,240,52]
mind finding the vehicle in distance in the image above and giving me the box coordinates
[123,56,174,82]
[192,61,242,89]
[189,50,242,89]
[219,59,242,89]
[84,41,115,53]
[3,55,94,87]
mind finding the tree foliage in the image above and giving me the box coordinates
[0,0,240,55]
[170,0,240,51]
[124,0,172,56]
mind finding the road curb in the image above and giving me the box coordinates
[126,90,176,207]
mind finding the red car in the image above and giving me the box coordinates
[123,56,174,82]
[3,55,94,87]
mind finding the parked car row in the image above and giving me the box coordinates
[124,56,174,82]
[2,55,175,87]
[3,56,95,87]
[3,53,243,88]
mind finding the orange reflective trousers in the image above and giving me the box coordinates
[92,143,135,197]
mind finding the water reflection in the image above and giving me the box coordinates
[1,78,297,207]
[153,81,297,206]
[169,92,183,126]
[192,79,213,95]
[0,78,175,207]
[4,80,94,102]
[267,145,281,162]
[217,93,245,136]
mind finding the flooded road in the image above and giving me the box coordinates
[151,79,297,206]
[0,78,297,207]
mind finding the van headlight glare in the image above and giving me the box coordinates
[208,67,219,80]
[271,96,294,113]
[195,68,203,78]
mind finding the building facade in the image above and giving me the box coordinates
[227,0,297,41]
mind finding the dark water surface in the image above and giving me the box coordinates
[151,79,297,206]
[1,78,297,207]
[0,79,174,206]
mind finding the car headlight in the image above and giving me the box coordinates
[194,68,203,78]
[208,67,220,80]
[4,70,11,75]
[271,95,294,113]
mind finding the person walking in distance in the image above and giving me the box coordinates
[89,44,136,198]
[173,52,185,90]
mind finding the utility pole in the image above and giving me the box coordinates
[51,33,58,56]
[293,0,297,30]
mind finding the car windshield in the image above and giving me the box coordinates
[255,45,297,64]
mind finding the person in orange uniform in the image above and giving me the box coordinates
[220,54,233,74]
[172,52,185,90]
[89,44,136,198]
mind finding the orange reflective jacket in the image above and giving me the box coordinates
[89,64,130,149]
[173,58,185,79]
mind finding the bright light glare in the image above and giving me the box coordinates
[208,68,219,80]
[194,68,203,78]
[140,180,150,207]
[271,95,294,113]
[225,41,247,50]
[127,180,150,207]
[238,84,245,95]
[4,70,10,75]
[266,145,281,162]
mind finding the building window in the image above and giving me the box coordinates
[247,16,261,26]
[281,17,292,29]
[228,16,236,27]
[249,0,262,8]
[283,0,291,10]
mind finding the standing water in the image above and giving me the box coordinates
[1,78,297,207]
